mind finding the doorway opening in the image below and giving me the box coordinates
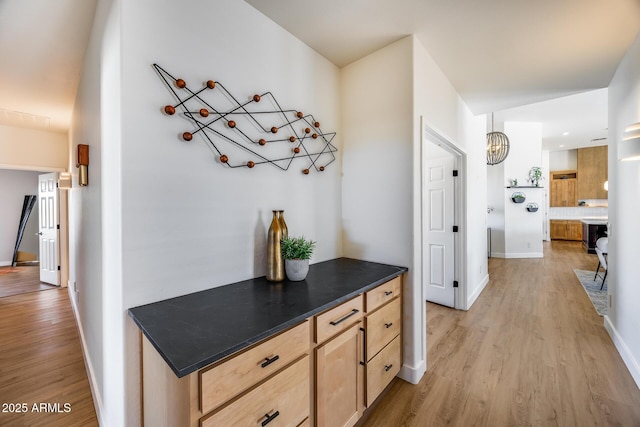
[421,123,467,310]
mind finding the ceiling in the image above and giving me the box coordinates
[0,0,637,150]
[0,0,97,133]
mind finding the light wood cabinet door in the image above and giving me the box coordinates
[550,220,567,239]
[552,178,577,207]
[316,323,362,427]
[578,146,608,200]
[567,220,583,241]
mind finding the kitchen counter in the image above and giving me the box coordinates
[580,218,608,225]
[128,257,407,377]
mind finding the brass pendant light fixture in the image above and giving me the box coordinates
[486,113,510,165]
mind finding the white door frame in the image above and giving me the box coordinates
[422,121,468,310]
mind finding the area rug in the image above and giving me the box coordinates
[573,269,608,316]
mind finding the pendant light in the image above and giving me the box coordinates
[487,113,510,165]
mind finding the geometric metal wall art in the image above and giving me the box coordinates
[154,63,337,174]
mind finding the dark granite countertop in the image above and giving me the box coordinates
[128,257,407,378]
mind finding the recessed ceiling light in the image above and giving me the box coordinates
[562,132,570,136]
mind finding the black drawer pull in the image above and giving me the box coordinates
[384,364,393,372]
[384,322,393,329]
[384,291,393,296]
[261,410,280,426]
[260,355,279,368]
[329,309,359,326]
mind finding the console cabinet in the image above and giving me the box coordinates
[140,275,403,427]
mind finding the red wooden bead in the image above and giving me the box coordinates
[312,133,318,139]
[314,122,320,127]
[319,166,325,171]
[297,111,303,118]
[289,136,296,142]
[207,80,216,89]
[253,94,261,102]
[176,79,186,88]
[183,132,193,141]
[303,169,310,175]
[304,128,311,133]
[247,161,255,168]
[271,127,278,134]
[228,120,236,128]
[164,105,176,115]
[294,147,300,154]
[220,154,228,163]
[258,139,266,146]
[200,108,209,117]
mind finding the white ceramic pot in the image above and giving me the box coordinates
[285,259,309,281]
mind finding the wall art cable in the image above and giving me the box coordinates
[154,64,337,174]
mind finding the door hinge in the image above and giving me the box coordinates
[453,225,459,232]
[453,170,459,177]
[57,224,60,230]
[57,266,61,271]
[453,280,459,288]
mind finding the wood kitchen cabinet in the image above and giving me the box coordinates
[550,170,577,207]
[550,220,582,241]
[577,146,608,200]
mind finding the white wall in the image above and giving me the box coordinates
[549,149,577,171]
[413,37,488,311]
[0,169,40,265]
[605,30,640,388]
[0,124,68,171]
[341,36,418,379]
[487,163,506,255]
[502,122,544,258]
[71,0,343,424]
[340,35,488,385]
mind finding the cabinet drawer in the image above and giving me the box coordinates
[200,321,309,414]
[366,335,401,407]
[366,297,401,361]
[315,295,363,344]
[201,356,309,427]
[365,277,401,313]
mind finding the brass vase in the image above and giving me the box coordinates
[266,210,285,282]
[278,210,288,240]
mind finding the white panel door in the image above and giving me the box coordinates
[38,173,59,286]
[424,155,455,307]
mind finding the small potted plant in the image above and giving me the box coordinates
[281,236,316,281]
[529,166,543,187]
[511,192,526,203]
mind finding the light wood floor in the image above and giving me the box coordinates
[0,266,56,298]
[362,241,640,427]
[0,287,98,426]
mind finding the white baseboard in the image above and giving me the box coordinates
[399,359,425,385]
[68,287,105,424]
[467,274,490,309]
[503,252,544,259]
[604,315,640,389]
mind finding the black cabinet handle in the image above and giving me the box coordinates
[360,327,366,365]
[384,322,393,329]
[329,309,359,326]
[260,355,279,368]
[384,291,393,296]
[384,364,393,372]
[261,411,280,426]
